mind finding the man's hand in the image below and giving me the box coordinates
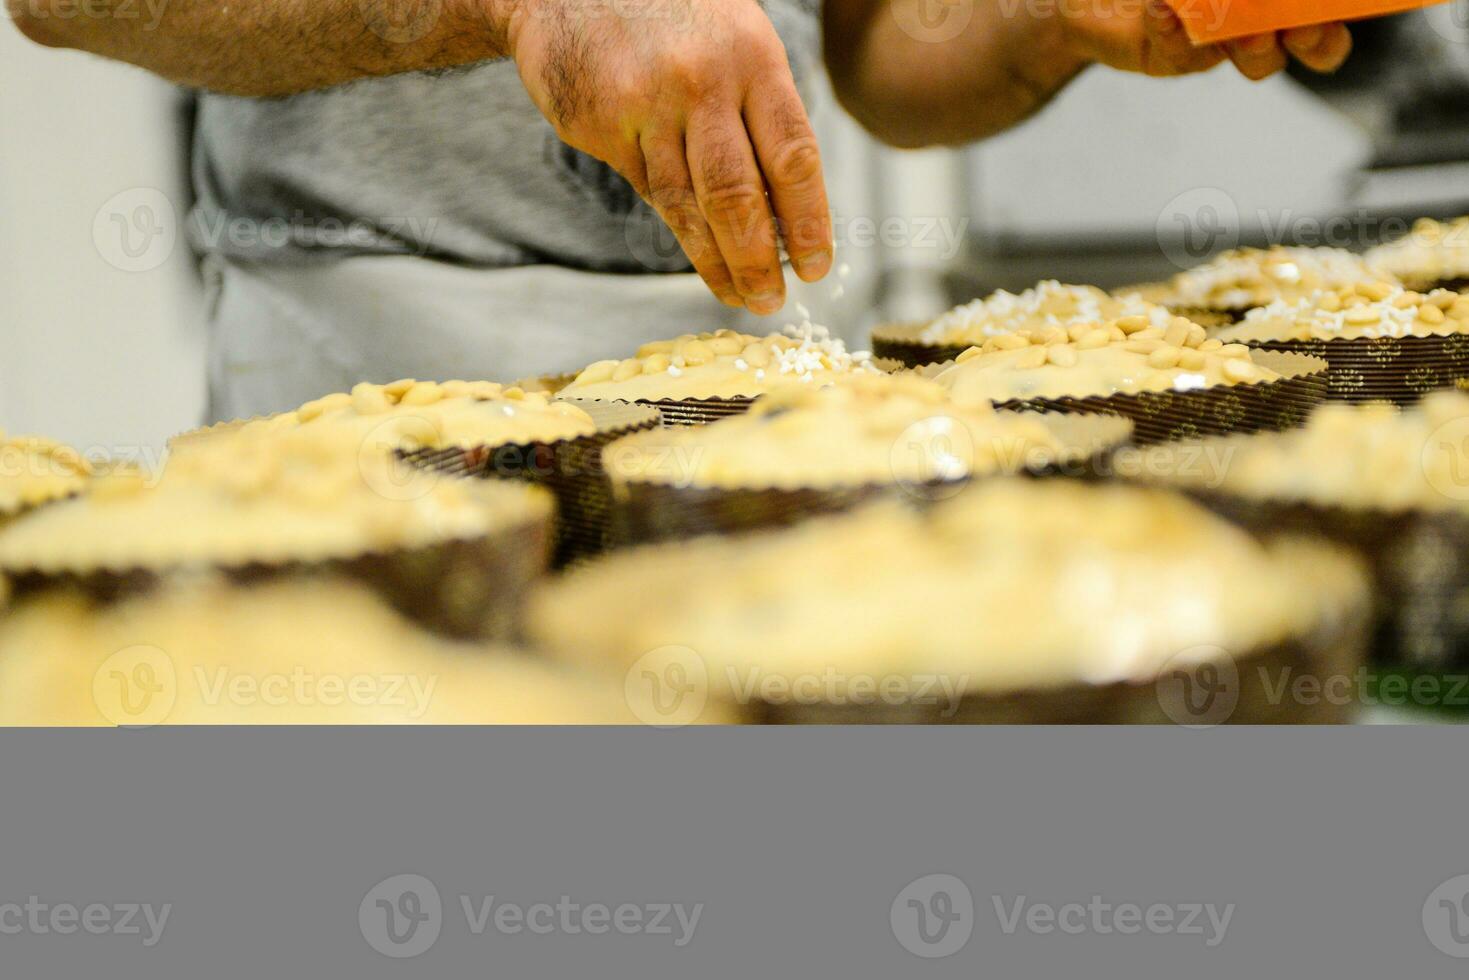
[10,0,833,313]
[828,0,1355,149]
[509,0,833,314]
[1062,0,1353,80]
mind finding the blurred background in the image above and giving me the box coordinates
[5,6,1469,452]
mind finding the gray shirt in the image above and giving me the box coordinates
[188,0,820,275]
[187,1,821,421]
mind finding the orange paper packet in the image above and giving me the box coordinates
[1166,0,1448,44]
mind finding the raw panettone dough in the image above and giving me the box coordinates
[1367,217,1469,290]
[879,281,1171,347]
[1217,284,1469,343]
[1159,246,1394,311]
[0,432,91,516]
[0,426,553,574]
[930,315,1280,403]
[1155,392,1469,514]
[217,380,598,455]
[0,576,662,725]
[605,374,1063,489]
[528,479,1365,699]
[561,325,877,400]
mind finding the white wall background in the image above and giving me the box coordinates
[1,26,206,454]
[968,69,1369,240]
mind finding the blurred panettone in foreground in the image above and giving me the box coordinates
[0,425,552,576]
[0,431,91,519]
[0,575,677,726]
[529,479,1370,724]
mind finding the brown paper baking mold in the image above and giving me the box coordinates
[872,308,1239,369]
[749,622,1366,724]
[899,351,1327,446]
[4,512,552,643]
[605,411,1134,545]
[402,400,661,566]
[1134,435,1469,673]
[1190,492,1469,674]
[1238,334,1469,406]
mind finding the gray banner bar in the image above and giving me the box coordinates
[0,728,1464,977]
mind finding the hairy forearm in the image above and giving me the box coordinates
[825,0,1091,148]
[7,0,523,96]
